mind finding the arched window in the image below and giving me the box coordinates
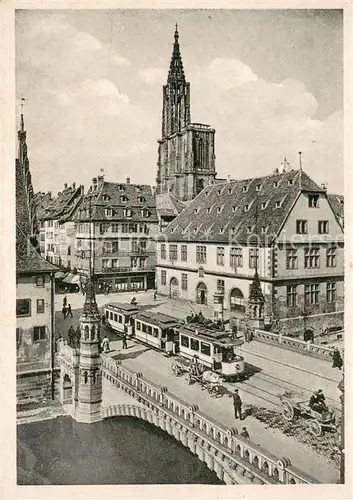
[170,277,179,299]
[196,282,208,305]
[230,288,245,314]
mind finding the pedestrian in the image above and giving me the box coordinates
[68,326,75,346]
[101,336,110,353]
[62,305,67,319]
[154,290,157,301]
[229,388,243,420]
[67,304,73,318]
[332,348,343,370]
[232,324,238,340]
[122,331,128,349]
[75,326,81,342]
[63,295,67,308]
[240,427,250,439]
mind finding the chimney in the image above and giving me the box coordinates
[321,183,327,191]
[97,175,104,187]
[126,177,130,184]
[72,182,76,190]
[92,177,97,185]
[64,183,68,189]
[227,175,231,182]
[273,168,279,174]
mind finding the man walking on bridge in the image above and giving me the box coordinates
[230,388,243,420]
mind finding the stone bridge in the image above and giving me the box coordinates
[58,341,317,486]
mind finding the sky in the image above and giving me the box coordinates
[15,9,343,195]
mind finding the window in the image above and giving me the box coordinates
[228,188,232,194]
[16,299,31,317]
[326,247,336,268]
[121,195,127,203]
[181,273,188,291]
[161,270,166,286]
[105,208,113,217]
[153,327,159,338]
[125,209,132,218]
[304,247,320,268]
[161,244,166,260]
[318,220,329,234]
[275,201,281,208]
[296,220,308,234]
[327,282,336,303]
[35,276,44,287]
[102,259,110,270]
[207,207,211,213]
[247,226,253,234]
[232,206,237,212]
[217,247,225,266]
[273,181,279,188]
[142,323,147,333]
[287,285,297,307]
[111,223,119,232]
[111,259,119,268]
[180,335,189,348]
[141,209,150,218]
[16,328,21,345]
[230,247,243,267]
[286,249,298,270]
[256,184,262,191]
[36,299,45,314]
[33,326,46,341]
[288,179,294,186]
[121,223,128,233]
[200,342,211,356]
[217,279,225,292]
[169,244,178,261]
[128,223,137,233]
[198,267,204,278]
[190,338,200,351]
[305,284,320,305]
[261,226,268,234]
[261,202,267,210]
[242,185,248,193]
[308,194,319,208]
[136,321,141,330]
[138,196,146,203]
[244,204,249,212]
[249,248,258,269]
[181,245,187,261]
[196,245,207,264]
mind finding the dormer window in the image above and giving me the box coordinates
[232,206,237,213]
[273,181,279,188]
[288,179,294,186]
[217,189,222,195]
[261,226,268,234]
[102,194,110,202]
[228,188,232,194]
[171,228,175,233]
[136,186,142,193]
[231,227,236,234]
[138,196,146,203]
[261,202,267,210]
[247,226,253,233]
[256,184,262,191]
[244,204,250,212]
[207,207,211,213]
[105,208,113,217]
[124,208,132,218]
[205,191,209,196]
[219,227,224,234]
[141,209,150,218]
[119,185,125,191]
[194,208,199,214]
[217,206,224,213]
[275,201,281,208]
[121,195,127,203]
[242,186,248,193]
[194,227,198,234]
[308,194,319,208]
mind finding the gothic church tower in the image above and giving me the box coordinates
[156,25,217,202]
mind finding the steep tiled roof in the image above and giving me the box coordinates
[43,185,83,221]
[162,169,324,244]
[74,181,158,223]
[327,194,344,227]
[33,192,53,220]
[156,193,186,217]
[16,159,56,274]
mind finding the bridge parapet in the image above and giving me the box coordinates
[100,354,318,485]
[254,330,337,360]
[57,340,80,367]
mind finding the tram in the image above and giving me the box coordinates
[177,324,245,380]
[103,302,140,335]
[133,311,181,354]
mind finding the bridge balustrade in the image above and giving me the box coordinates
[99,353,317,485]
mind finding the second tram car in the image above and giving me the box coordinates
[177,324,245,380]
[133,311,181,354]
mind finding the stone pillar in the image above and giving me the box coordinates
[74,278,102,423]
[213,290,224,322]
[247,270,265,331]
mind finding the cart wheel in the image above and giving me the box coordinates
[171,363,178,376]
[281,400,295,421]
[185,373,192,385]
[309,420,322,437]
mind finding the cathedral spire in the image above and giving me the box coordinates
[168,23,185,83]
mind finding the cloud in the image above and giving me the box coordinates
[207,58,258,90]
[138,67,165,85]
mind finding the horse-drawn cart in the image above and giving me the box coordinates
[280,392,337,436]
[171,357,223,397]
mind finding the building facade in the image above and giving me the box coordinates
[43,182,84,269]
[75,176,159,293]
[16,111,57,404]
[156,168,344,337]
[156,26,217,202]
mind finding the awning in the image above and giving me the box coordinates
[62,274,80,285]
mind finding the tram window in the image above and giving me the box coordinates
[105,310,109,318]
[153,327,159,337]
[136,321,141,330]
[147,326,153,336]
[190,338,200,351]
[118,315,123,323]
[114,313,118,322]
[110,311,114,320]
[200,342,211,356]
[180,335,190,348]
[142,323,147,333]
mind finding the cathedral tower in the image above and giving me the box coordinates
[156,25,217,202]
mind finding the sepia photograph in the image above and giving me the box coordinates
[4,3,349,495]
